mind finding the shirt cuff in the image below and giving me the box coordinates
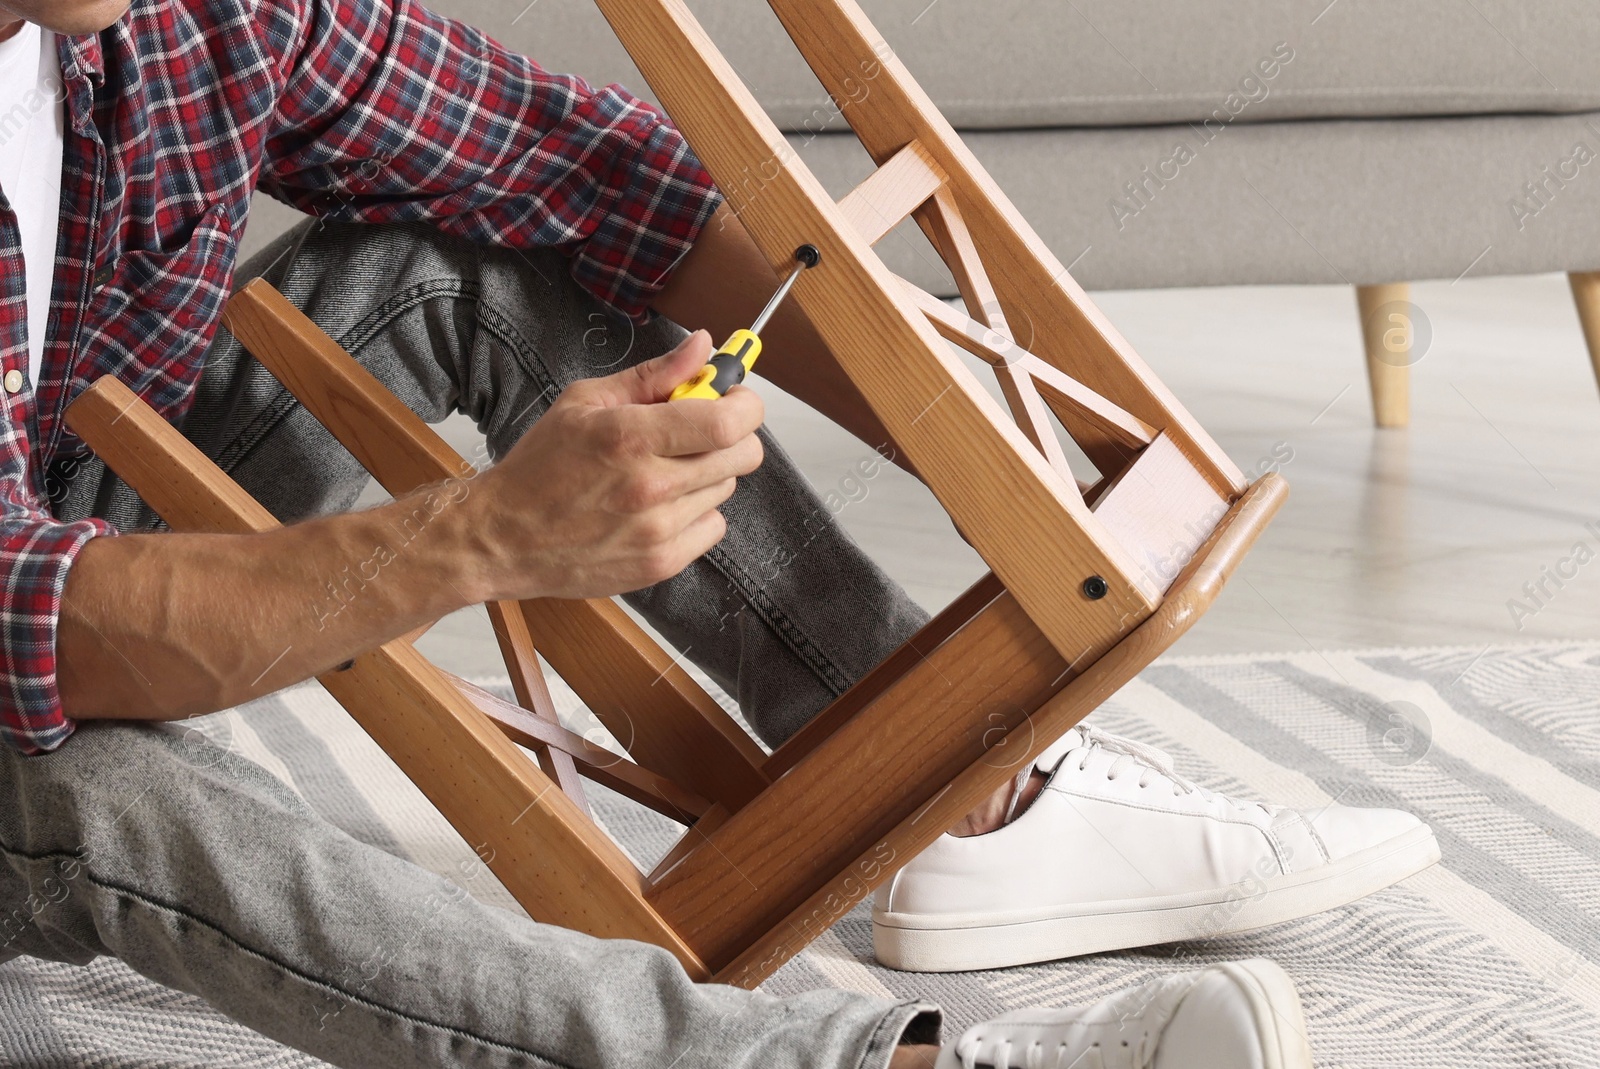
[1,517,117,755]
[564,93,724,323]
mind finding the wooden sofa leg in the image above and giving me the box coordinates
[1568,272,1600,397]
[1356,283,1412,428]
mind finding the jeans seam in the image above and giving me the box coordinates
[213,281,456,480]
[338,277,478,359]
[340,279,562,438]
[705,543,853,696]
[470,296,563,409]
[203,364,303,479]
[0,838,573,1069]
[212,277,556,479]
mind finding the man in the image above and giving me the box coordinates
[0,0,1436,1063]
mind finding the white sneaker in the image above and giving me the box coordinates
[875,724,1440,972]
[934,958,1314,1069]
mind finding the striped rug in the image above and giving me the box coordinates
[3,640,1598,1067]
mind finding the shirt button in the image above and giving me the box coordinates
[3,369,23,394]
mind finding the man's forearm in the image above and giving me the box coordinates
[57,481,490,721]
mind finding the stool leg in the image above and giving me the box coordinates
[1568,272,1600,399]
[1357,282,1412,428]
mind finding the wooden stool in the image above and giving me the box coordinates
[65,0,1286,987]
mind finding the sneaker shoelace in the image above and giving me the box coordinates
[949,1024,1157,1069]
[947,971,1200,1069]
[1063,725,1276,817]
[949,1034,1151,1069]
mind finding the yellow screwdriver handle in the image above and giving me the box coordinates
[669,364,721,401]
[667,245,817,401]
[669,329,763,400]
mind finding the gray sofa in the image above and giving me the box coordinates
[247,0,1600,425]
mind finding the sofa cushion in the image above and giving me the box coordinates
[485,0,1600,130]
[787,112,1600,292]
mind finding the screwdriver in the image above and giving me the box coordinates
[670,243,821,401]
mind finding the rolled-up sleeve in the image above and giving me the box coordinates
[259,0,722,322]
[1,501,116,755]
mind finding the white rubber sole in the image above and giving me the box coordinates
[873,824,1440,972]
[1214,959,1316,1069]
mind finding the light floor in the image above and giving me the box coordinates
[403,271,1600,679]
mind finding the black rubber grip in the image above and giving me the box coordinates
[706,337,756,395]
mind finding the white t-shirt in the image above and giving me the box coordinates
[0,22,66,390]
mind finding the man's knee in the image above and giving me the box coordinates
[0,719,313,960]
[0,720,301,859]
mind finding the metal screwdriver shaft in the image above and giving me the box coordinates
[669,244,821,401]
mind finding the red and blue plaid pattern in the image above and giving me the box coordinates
[0,0,721,754]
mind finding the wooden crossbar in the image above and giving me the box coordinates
[835,139,946,246]
[485,601,588,812]
[906,190,1082,481]
[1025,357,1157,454]
[995,359,1076,484]
[898,279,1158,455]
[920,188,1005,334]
[452,675,710,821]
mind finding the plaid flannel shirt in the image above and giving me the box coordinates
[0,0,721,754]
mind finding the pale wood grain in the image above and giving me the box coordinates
[835,139,945,247]
[993,358,1076,482]
[1024,355,1157,454]
[449,674,711,821]
[919,187,1004,333]
[515,595,770,809]
[898,279,1157,454]
[913,192,1075,479]
[1089,434,1230,600]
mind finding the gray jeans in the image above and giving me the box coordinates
[1,220,937,1067]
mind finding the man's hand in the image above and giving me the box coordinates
[473,329,765,601]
